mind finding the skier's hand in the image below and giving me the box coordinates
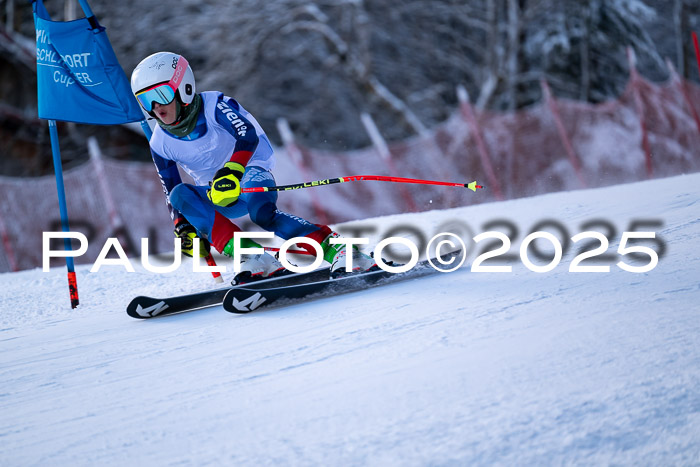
[174,220,210,258]
[207,162,245,207]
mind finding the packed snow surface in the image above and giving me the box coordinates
[1,174,699,465]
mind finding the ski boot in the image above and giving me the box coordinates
[321,231,378,278]
[222,237,290,285]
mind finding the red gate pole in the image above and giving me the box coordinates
[360,112,419,212]
[540,79,588,188]
[627,47,654,178]
[457,85,504,200]
[692,32,700,80]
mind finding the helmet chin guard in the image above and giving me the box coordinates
[131,52,196,112]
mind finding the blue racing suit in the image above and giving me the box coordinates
[148,91,324,252]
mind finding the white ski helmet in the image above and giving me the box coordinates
[131,52,196,111]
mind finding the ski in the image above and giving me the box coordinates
[222,250,463,314]
[126,267,331,319]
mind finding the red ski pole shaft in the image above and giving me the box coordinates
[241,175,484,193]
[204,253,223,283]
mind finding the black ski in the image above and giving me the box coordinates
[126,267,331,319]
[222,250,462,314]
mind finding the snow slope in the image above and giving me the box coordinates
[1,173,699,466]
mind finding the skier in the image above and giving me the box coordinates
[130,51,376,282]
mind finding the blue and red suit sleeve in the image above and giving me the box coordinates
[214,95,259,167]
[151,149,185,227]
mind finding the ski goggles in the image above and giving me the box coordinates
[135,82,176,112]
[135,55,190,112]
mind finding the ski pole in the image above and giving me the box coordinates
[204,253,224,283]
[241,175,484,193]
